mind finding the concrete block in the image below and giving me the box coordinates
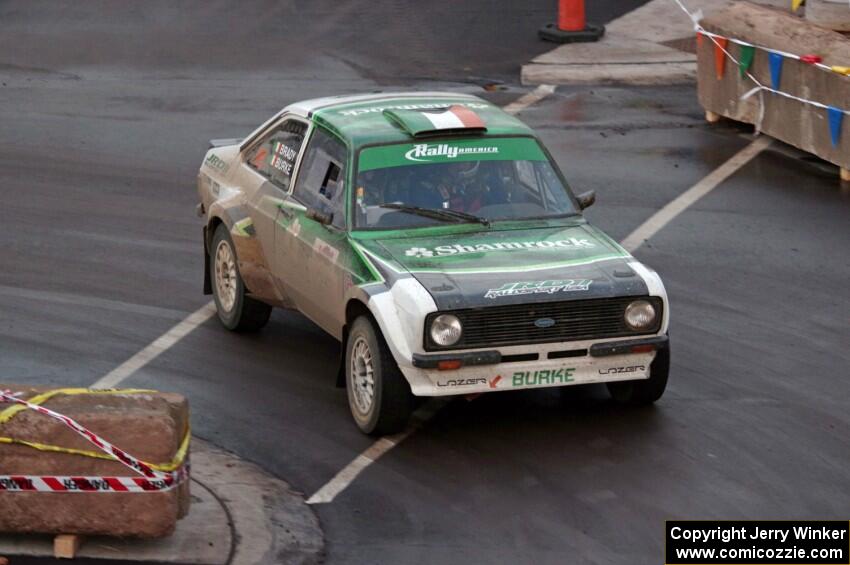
[0,386,190,538]
[697,1,850,170]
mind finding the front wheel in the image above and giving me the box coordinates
[210,224,272,332]
[606,339,670,405]
[346,316,414,435]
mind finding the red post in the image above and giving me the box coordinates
[558,0,586,32]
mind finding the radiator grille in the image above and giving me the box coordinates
[424,296,662,351]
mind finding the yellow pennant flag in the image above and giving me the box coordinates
[791,0,804,11]
[831,66,850,75]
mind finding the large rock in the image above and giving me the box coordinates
[0,386,190,538]
[697,1,850,171]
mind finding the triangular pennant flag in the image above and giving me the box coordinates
[769,52,784,89]
[828,107,844,147]
[791,0,804,11]
[739,45,756,77]
[714,38,729,80]
[696,31,703,48]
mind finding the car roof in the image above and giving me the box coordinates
[284,92,536,148]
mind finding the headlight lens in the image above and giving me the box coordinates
[430,314,462,346]
[624,300,656,330]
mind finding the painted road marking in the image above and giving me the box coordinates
[502,84,557,115]
[0,284,188,321]
[620,136,772,253]
[90,301,216,389]
[306,134,772,505]
[306,399,447,505]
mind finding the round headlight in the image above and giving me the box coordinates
[430,314,462,346]
[624,300,656,330]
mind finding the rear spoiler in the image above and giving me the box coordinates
[208,138,243,149]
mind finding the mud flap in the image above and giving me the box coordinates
[336,324,348,388]
[203,226,212,295]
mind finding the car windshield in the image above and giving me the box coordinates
[353,137,577,229]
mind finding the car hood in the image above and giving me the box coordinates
[354,223,649,310]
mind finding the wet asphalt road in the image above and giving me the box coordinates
[2,2,850,564]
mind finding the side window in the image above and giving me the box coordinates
[292,128,348,229]
[245,119,307,191]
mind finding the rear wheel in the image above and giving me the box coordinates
[606,340,670,405]
[210,224,272,332]
[346,316,414,435]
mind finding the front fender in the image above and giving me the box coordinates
[356,279,437,369]
[629,261,670,334]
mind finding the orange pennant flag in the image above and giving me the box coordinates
[714,38,729,80]
[696,31,703,48]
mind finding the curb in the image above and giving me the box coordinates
[521,61,696,86]
[0,440,323,565]
[521,0,701,86]
[194,441,324,565]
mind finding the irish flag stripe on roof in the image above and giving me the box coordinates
[422,105,485,130]
[382,104,487,136]
[445,105,486,128]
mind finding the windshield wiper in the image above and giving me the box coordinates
[378,203,490,227]
[430,207,491,227]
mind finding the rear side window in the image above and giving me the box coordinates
[292,128,348,229]
[245,119,307,191]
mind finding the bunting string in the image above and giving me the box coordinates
[695,28,850,77]
[671,0,849,143]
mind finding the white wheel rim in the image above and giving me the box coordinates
[214,240,237,313]
[350,336,375,415]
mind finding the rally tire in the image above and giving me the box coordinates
[606,339,670,405]
[346,316,414,435]
[210,224,272,333]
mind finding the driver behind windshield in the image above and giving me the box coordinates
[354,140,575,229]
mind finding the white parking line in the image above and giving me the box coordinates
[306,135,772,505]
[90,301,216,389]
[0,284,188,321]
[502,84,557,115]
[306,399,447,505]
[620,136,772,253]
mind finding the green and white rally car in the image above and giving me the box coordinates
[196,92,670,434]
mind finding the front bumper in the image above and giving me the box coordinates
[412,335,668,369]
[401,336,665,396]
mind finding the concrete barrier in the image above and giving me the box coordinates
[0,387,190,538]
[697,2,850,176]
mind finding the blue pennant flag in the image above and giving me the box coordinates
[768,52,783,89]
[828,107,844,147]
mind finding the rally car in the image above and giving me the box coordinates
[196,92,670,435]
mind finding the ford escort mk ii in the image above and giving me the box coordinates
[196,92,670,434]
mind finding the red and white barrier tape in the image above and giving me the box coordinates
[0,390,187,492]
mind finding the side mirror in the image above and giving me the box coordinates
[306,207,333,226]
[576,190,596,210]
